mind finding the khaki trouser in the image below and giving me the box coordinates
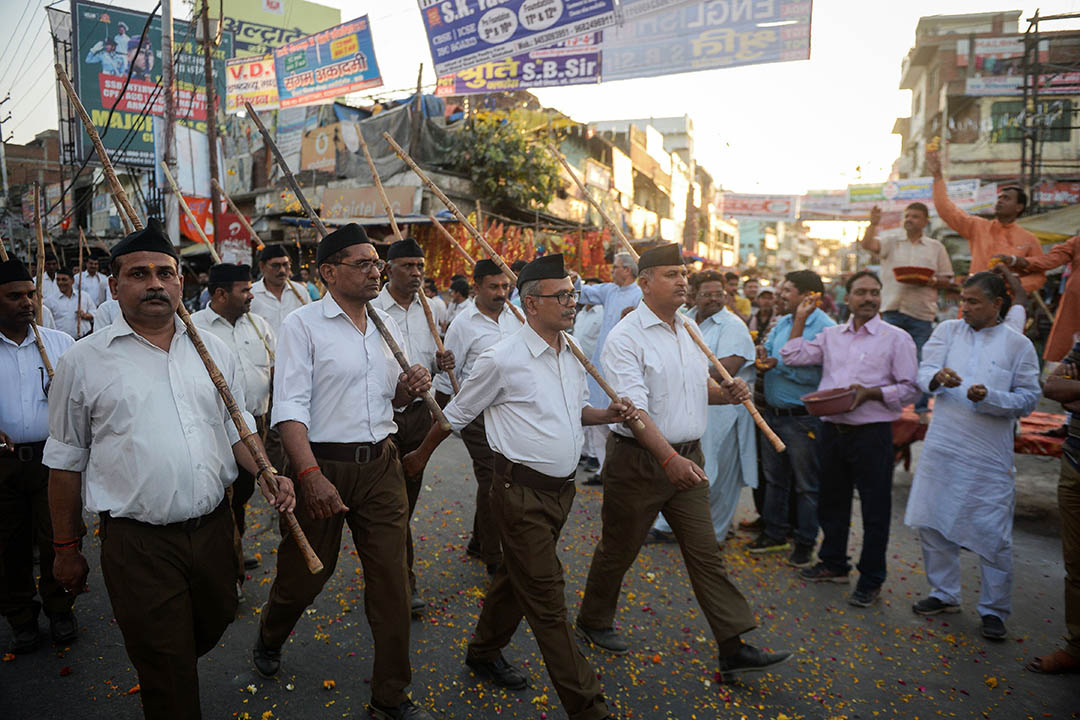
[100,500,237,720]
[260,442,412,707]
[468,463,608,720]
[392,401,434,593]
[1060,460,1080,658]
[579,436,757,648]
[0,454,74,628]
[460,415,502,565]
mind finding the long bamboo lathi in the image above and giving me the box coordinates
[211,177,310,307]
[34,184,44,325]
[244,101,451,431]
[383,134,643,431]
[57,64,323,574]
[357,133,459,393]
[545,142,786,452]
[159,161,223,264]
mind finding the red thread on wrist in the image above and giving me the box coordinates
[298,465,321,480]
[52,538,79,549]
[661,451,678,468]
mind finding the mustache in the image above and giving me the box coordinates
[141,290,171,303]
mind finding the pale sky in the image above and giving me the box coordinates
[3,0,1080,195]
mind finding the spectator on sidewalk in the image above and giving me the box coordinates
[1030,344,1080,674]
[750,271,834,566]
[928,148,1045,293]
[724,272,752,322]
[905,272,1040,641]
[994,235,1080,362]
[781,270,920,607]
[860,202,954,417]
[748,286,776,343]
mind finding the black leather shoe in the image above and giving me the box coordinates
[410,590,425,613]
[244,555,260,570]
[981,614,1007,641]
[717,643,792,680]
[466,653,529,690]
[466,539,483,559]
[50,612,78,644]
[8,621,39,654]
[368,698,436,720]
[486,562,500,576]
[252,633,281,677]
[575,620,629,654]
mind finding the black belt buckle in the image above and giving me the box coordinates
[354,443,379,464]
[17,446,36,463]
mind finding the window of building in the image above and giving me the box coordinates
[991,99,1073,143]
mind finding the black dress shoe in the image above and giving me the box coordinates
[981,614,1007,640]
[465,652,529,690]
[410,590,425,612]
[50,612,78,644]
[575,620,629,654]
[244,555,260,570]
[717,643,792,680]
[466,539,484,559]
[252,633,281,677]
[8,621,40,654]
[486,562,501,576]
[581,473,603,486]
[368,698,436,720]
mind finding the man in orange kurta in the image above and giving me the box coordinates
[996,237,1080,362]
[928,149,1045,293]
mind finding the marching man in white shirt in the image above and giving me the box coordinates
[250,244,308,339]
[254,224,436,720]
[192,263,275,579]
[404,254,635,720]
[76,255,109,307]
[435,259,522,574]
[44,220,295,720]
[371,237,455,611]
[44,267,96,339]
[0,258,77,654]
[574,243,792,682]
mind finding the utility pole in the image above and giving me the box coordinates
[201,0,220,250]
[161,0,179,244]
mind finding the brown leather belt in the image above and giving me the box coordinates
[310,439,387,465]
[493,452,573,492]
[613,433,701,458]
[102,495,227,533]
[1,440,46,463]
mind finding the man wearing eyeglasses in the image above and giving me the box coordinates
[255,224,437,720]
[403,254,636,720]
[371,237,456,612]
[0,258,76,654]
[575,243,792,682]
[250,244,308,341]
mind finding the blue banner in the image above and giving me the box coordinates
[600,0,812,82]
[273,16,383,109]
[435,33,601,96]
[418,0,616,76]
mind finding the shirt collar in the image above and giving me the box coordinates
[0,325,37,348]
[105,309,186,346]
[205,305,235,326]
[841,313,883,335]
[635,301,670,330]
[376,284,415,312]
[521,322,561,358]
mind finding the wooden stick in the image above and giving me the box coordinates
[358,132,459,393]
[58,64,324,574]
[160,161,223,264]
[545,141,785,451]
[34,183,44,325]
[385,136,641,428]
[0,235,8,261]
[245,101,451,431]
[77,228,84,337]
[32,323,54,382]
[246,313,275,363]
[429,213,526,324]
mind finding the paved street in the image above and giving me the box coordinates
[3,436,1078,720]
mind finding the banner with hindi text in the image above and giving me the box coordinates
[435,33,601,96]
[272,15,382,109]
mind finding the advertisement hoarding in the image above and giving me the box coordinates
[221,0,341,57]
[272,15,382,109]
[226,55,280,113]
[718,194,799,221]
[435,33,601,96]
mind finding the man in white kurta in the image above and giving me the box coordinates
[905,273,1040,640]
[651,279,756,543]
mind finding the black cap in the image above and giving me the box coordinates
[316,223,370,266]
[638,243,683,271]
[0,258,33,285]
[516,254,567,290]
[110,218,180,263]
[473,259,502,281]
[209,263,251,284]
[259,244,290,263]
[387,237,424,260]
[56,267,75,278]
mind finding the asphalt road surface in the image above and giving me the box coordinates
[3,436,1078,719]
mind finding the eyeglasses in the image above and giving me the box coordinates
[330,259,386,273]
[531,290,580,307]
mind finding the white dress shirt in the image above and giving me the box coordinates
[602,302,709,443]
[434,301,522,395]
[272,293,405,443]
[371,285,437,372]
[76,270,109,306]
[40,304,56,330]
[443,323,588,478]
[1,325,74,443]
[250,277,308,342]
[192,306,274,416]
[45,290,97,339]
[427,294,448,330]
[445,297,472,329]
[43,314,253,525]
[37,273,60,300]
[92,298,121,331]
